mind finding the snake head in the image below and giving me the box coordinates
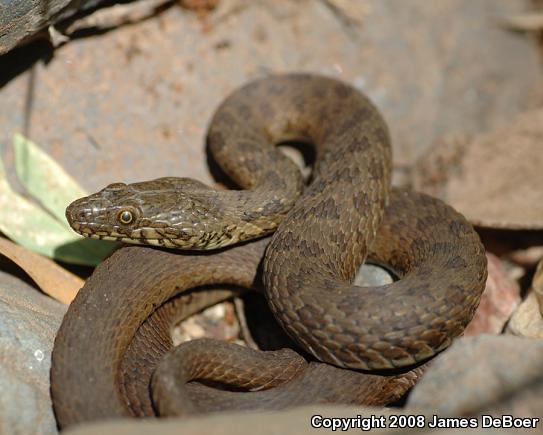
[65,177,240,249]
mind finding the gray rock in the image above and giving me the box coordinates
[478,373,543,419]
[63,406,400,435]
[63,405,523,435]
[355,264,394,287]
[0,270,66,435]
[407,334,543,416]
[0,0,108,55]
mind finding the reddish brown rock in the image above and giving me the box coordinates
[413,109,543,230]
[464,253,521,336]
[1,0,540,195]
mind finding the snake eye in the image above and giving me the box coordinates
[118,210,134,225]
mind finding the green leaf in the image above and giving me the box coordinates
[13,132,88,223]
[0,135,117,266]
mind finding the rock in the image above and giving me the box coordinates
[507,292,543,339]
[413,109,543,229]
[63,404,530,435]
[464,253,520,336]
[63,405,399,435]
[354,264,394,287]
[172,301,240,345]
[478,372,543,418]
[407,334,543,416]
[1,0,540,193]
[508,245,543,268]
[0,0,108,55]
[506,259,543,338]
[533,259,543,308]
[0,270,66,435]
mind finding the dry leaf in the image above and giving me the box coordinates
[0,237,82,304]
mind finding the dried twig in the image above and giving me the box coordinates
[64,0,174,35]
[500,12,543,32]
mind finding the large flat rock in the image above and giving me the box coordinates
[0,270,66,435]
[0,0,540,192]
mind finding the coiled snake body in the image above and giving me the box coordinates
[51,74,487,427]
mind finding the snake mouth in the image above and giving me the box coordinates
[83,232,173,247]
[70,222,165,245]
[72,223,232,250]
[77,229,180,249]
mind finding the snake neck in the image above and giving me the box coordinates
[216,152,304,243]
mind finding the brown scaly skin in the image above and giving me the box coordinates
[151,338,425,417]
[52,74,487,427]
[51,238,426,427]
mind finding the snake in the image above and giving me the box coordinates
[50,74,487,428]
